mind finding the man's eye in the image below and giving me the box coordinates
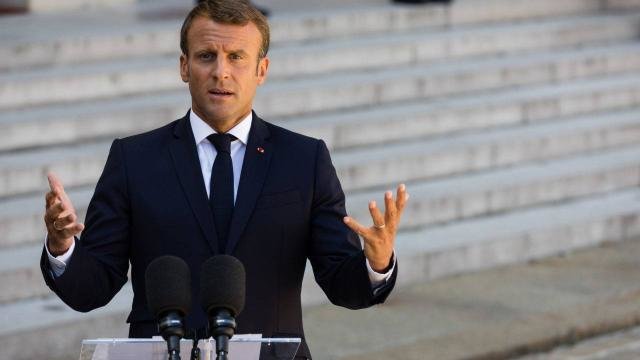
[200,53,213,60]
[229,54,242,60]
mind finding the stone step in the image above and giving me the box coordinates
[269,11,640,79]
[607,0,640,10]
[0,252,133,334]
[3,145,640,304]
[0,91,189,153]
[2,37,640,112]
[4,187,639,360]
[3,69,640,154]
[391,187,640,287]
[2,105,640,200]
[289,73,640,151]
[346,145,640,229]
[447,0,611,26]
[333,107,640,191]
[0,0,616,72]
[0,141,110,199]
[256,41,640,119]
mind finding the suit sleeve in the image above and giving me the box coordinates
[40,139,130,312]
[307,140,397,309]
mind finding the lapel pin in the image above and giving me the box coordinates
[257,147,265,154]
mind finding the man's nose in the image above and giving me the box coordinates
[211,57,230,80]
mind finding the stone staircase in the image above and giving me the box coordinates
[2,0,640,358]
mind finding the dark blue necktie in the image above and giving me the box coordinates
[207,133,236,253]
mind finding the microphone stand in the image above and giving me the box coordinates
[159,311,185,360]
[187,328,201,360]
[209,309,237,360]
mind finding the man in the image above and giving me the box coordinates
[41,1,408,358]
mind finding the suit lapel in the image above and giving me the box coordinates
[169,112,219,254]
[226,113,272,254]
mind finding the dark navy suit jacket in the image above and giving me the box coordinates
[40,111,397,358]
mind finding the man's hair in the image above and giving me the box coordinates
[180,0,270,59]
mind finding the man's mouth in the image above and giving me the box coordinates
[209,89,234,97]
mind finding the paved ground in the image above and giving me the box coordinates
[302,238,640,360]
[518,326,640,359]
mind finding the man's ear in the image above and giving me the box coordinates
[179,54,189,83]
[256,56,269,85]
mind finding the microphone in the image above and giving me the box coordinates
[145,256,192,360]
[200,255,246,360]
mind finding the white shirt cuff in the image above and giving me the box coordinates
[366,252,396,290]
[45,236,75,277]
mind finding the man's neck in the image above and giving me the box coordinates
[191,109,251,134]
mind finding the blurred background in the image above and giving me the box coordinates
[1,0,640,359]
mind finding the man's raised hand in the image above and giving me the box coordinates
[44,172,84,256]
[343,184,409,272]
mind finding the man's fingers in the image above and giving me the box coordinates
[47,172,63,195]
[44,173,82,247]
[45,191,58,208]
[47,172,74,209]
[54,212,77,229]
[383,190,398,229]
[44,202,65,223]
[50,216,84,236]
[65,222,84,234]
[368,201,386,229]
[343,216,370,237]
[59,189,73,210]
[395,184,409,217]
[355,186,408,270]
[57,223,84,239]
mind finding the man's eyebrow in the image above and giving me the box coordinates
[195,49,216,54]
[228,49,249,55]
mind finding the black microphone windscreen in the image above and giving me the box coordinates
[200,255,246,317]
[145,255,192,318]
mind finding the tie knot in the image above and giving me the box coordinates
[207,133,237,154]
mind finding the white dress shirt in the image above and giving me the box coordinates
[191,110,251,200]
[47,110,395,287]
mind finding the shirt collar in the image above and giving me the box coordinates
[189,110,252,146]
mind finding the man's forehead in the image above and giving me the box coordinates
[189,17,261,48]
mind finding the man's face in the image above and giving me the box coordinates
[180,17,269,131]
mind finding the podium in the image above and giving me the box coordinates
[79,336,301,360]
